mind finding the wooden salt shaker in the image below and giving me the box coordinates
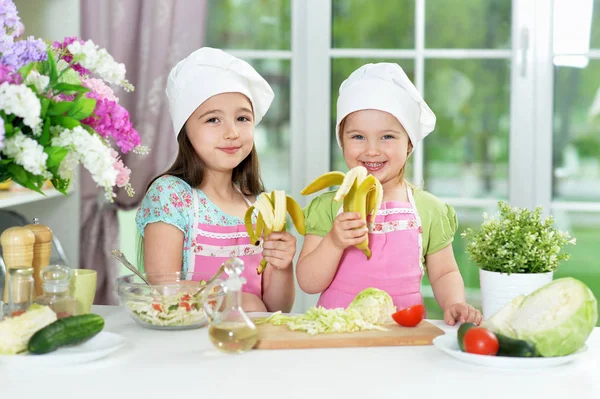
[1,226,35,303]
[24,218,53,297]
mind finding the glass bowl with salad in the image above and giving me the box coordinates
[115,272,225,330]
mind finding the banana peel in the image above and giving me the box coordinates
[300,166,383,259]
[244,190,306,275]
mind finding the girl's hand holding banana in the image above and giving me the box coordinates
[329,212,369,250]
[262,231,297,271]
[244,190,306,275]
[301,165,383,259]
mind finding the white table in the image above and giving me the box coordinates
[2,305,599,398]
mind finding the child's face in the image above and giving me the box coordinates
[341,109,412,187]
[185,92,255,173]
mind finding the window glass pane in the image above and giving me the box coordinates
[249,60,291,192]
[553,63,600,201]
[332,0,415,49]
[423,59,510,198]
[551,210,600,325]
[330,58,415,172]
[425,0,511,49]
[422,206,487,319]
[590,0,600,48]
[205,0,291,50]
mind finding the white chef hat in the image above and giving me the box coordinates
[166,47,275,136]
[335,63,436,149]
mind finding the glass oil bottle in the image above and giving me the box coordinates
[208,257,258,354]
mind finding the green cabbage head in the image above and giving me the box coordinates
[485,277,597,357]
[348,287,396,324]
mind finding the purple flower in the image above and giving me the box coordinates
[0,0,23,37]
[1,36,47,70]
[0,62,21,84]
[53,36,90,76]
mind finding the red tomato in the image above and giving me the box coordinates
[152,303,163,312]
[392,304,425,327]
[181,294,191,301]
[463,327,499,356]
[179,301,191,311]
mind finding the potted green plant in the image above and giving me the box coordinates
[461,201,576,319]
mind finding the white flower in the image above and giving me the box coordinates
[56,150,79,180]
[67,40,134,92]
[24,70,50,93]
[1,131,50,178]
[0,82,42,132]
[51,126,118,195]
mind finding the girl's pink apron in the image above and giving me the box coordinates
[186,188,263,299]
[317,186,424,311]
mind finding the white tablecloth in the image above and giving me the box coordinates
[1,305,599,398]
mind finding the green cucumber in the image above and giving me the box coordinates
[28,314,105,354]
[495,333,537,357]
[457,322,477,351]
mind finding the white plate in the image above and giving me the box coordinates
[433,333,587,369]
[0,332,126,366]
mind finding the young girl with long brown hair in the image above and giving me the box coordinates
[136,48,296,313]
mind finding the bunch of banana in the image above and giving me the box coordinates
[244,190,306,275]
[300,166,383,259]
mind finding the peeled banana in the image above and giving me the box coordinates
[300,166,383,259]
[244,190,306,275]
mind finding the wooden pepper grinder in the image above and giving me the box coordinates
[24,218,53,297]
[1,226,35,303]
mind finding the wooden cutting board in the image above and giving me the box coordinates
[253,320,445,350]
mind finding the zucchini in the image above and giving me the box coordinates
[27,314,105,354]
[495,333,537,357]
[457,322,477,351]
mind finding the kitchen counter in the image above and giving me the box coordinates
[1,305,599,398]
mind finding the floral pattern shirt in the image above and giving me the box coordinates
[135,175,249,273]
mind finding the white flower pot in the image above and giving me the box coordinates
[479,269,554,320]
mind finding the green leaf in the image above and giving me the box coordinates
[81,124,100,137]
[45,146,69,170]
[51,115,80,129]
[39,118,51,146]
[40,97,50,118]
[3,121,13,137]
[6,164,45,194]
[50,177,70,195]
[17,62,35,80]
[52,83,90,94]
[47,101,75,116]
[67,98,96,120]
[47,47,58,83]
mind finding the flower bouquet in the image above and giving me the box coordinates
[0,0,149,201]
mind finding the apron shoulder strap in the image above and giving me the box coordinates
[233,184,254,206]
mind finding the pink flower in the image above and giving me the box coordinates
[82,93,141,153]
[170,193,183,209]
[182,192,192,207]
[82,77,118,103]
[110,149,131,187]
[52,37,90,75]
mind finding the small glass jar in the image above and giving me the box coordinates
[35,264,77,318]
[7,267,34,317]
